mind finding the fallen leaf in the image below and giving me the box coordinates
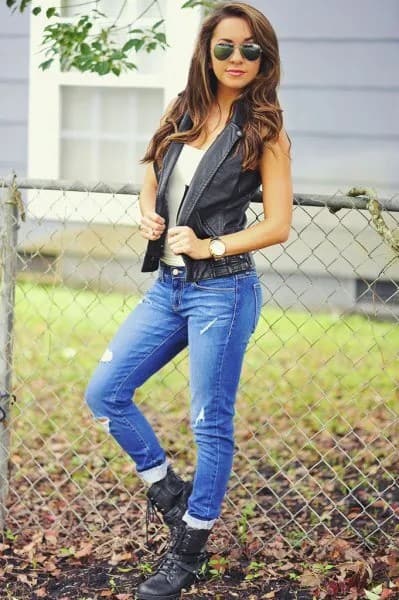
[45,530,58,546]
[300,569,322,588]
[43,560,58,572]
[75,542,93,558]
[16,573,32,586]
[278,562,296,571]
[388,550,399,578]
[109,551,133,565]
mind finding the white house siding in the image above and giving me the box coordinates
[250,0,399,199]
[0,4,30,177]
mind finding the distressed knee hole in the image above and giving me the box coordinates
[200,317,218,335]
[100,348,113,362]
[96,416,110,433]
[194,406,205,427]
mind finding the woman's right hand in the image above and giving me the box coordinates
[139,211,166,240]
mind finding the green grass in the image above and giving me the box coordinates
[12,279,398,431]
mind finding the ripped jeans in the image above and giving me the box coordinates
[85,261,263,528]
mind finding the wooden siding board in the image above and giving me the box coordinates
[249,0,399,39]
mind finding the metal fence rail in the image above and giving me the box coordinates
[0,175,398,559]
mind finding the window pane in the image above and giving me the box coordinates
[61,87,94,131]
[61,139,93,179]
[60,86,163,184]
[135,88,165,136]
[100,88,131,134]
[98,141,130,181]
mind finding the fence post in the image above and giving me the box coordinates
[0,180,20,531]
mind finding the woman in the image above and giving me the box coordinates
[85,2,293,599]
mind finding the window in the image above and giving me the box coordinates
[60,86,163,183]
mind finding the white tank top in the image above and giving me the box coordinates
[162,144,205,267]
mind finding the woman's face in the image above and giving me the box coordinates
[209,16,261,94]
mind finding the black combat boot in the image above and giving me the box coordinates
[136,519,211,600]
[145,465,193,543]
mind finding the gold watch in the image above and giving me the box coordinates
[209,237,226,259]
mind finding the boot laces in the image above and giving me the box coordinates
[155,549,208,582]
[145,495,163,546]
[156,551,180,579]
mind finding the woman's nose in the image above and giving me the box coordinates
[230,46,243,62]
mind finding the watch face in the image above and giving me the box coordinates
[210,239,225,256]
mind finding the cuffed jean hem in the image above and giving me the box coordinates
[182,510,216,530]
[136,457,169,485]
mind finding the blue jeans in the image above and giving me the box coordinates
[85,262,263,528]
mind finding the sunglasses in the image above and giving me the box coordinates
[213,42,262,62]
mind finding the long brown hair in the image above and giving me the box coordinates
[140,1,291,172]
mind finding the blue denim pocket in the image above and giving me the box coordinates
[192,275,236,292]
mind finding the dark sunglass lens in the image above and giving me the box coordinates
[213,43,234,60]
[241,44,261,61]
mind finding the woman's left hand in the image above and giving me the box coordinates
[167,226,210,260]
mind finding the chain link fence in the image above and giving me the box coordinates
[0,175,398,564]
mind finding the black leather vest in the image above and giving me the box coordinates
[141,98,262,282]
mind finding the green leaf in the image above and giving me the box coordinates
[95,60,111,75]
[122,39,138,52]
[111,65,121,76]
[46,7,57,18]
[6,0,17,8]
[80,43,91,54]
[20,0,31,12]
[365,585,383,600]
[39,58,54,71]
[78,15,90,25]
[4,529,16,541]
[154,32,166,44]
[76,59,92,72]
[32,6,41,15]
[181,0,217,8]
[152,19,164,29]
[110,50,124,60]
[59,547,74,556]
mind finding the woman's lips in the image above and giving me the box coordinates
[226,70,245,76]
